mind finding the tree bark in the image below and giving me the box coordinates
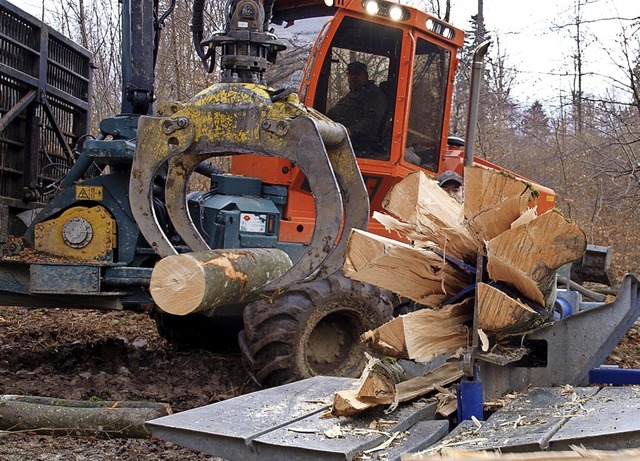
[150,248,292,315]
[343,229,472,307]
[0,395,171,438]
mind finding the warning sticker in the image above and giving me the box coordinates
[240,213,267,233]
[75,186,104,201]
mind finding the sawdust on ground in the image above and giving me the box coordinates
[0,307,638,460]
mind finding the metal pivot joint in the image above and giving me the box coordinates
[196,0,287,82]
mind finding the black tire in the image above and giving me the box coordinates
[152,308,243,351]
[238,273,393,387]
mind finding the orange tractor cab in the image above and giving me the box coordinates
[231,0,556,244]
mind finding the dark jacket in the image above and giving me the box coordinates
[327,81,387,146]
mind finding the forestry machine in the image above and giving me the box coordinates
[0,0,589,388]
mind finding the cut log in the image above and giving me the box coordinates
[343,229,473,306]
[463,165,537,243]
[150,248,292,315]
[0,395,171,438]
[380,171,478,262]
[403,300,473,362]
[486,210,586,311]
[332,362,463,417]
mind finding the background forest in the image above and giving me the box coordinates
[24,0,640,285]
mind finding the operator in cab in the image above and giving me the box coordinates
[437,170,464,204]
[327,61,387,153]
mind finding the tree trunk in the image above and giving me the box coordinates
[0,395,171,438]
[343,229,472,307]
[150,248,292,315]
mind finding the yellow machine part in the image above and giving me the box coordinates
[33,205,117,262]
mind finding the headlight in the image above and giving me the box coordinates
[389,5,403,21]
[426,17,455,40]
[365,0,380,15]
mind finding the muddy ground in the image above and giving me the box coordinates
[0,306,259,460]
[0,305,639,460]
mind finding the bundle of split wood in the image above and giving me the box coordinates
[332,165,586,417]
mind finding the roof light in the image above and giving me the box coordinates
[324,0,334,6]
[364,0,379,15]
[389,5,403,21]
[361,0,409,21]
[426,17,456,40]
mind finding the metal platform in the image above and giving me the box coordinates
[148,378,640,459]
[426,386,640,454]
[146,376,449,461]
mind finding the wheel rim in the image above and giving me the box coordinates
[304,309,363,376]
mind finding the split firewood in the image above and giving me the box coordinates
[463,165,537,244]
[380,171,478,262]
[0,395,172,438]
[362,301,473,361]
[150,248,292,315]
[477,282,547,334]
[403,300,473,362]
[343,229,473,306]
[356,357,406,402]
[361,316,408,359]
[434,389,458,417]
[332,362,463,417]
[486,209,586,311]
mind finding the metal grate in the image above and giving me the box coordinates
[0,0,91,207]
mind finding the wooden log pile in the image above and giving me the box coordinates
[333,166,587,416]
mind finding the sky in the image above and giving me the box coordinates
[448,0,639,107]
[13,0,639,107]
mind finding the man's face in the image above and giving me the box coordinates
[442,181,463,203]
[347,71,367,91]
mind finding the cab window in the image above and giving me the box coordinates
[313,17,402,160]
[404,37,451,170]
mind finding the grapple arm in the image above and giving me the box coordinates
[129,85,369,290]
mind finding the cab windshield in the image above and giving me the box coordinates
[312,17,450,166]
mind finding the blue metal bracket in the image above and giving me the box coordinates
[456,365,484,422]
[589,366,640,385]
